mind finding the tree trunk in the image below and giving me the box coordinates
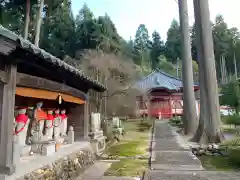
[191,59,208,143]
[193,0,224,143]
[24,0,30,40]
[34,0,44,46]
[178,0,197,135]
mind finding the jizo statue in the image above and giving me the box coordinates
[31,102,47,142]
[60,109,68,136]
[15,107,30,147]
[53,109,61,140]
[45,110,54,140]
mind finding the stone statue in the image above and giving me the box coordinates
[31,102,47,143]
[53,109,61,140]
[91,112,101,132]
[45,110,54,140]
[60,109,68,136]
[15,108,30,147]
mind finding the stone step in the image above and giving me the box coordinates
[144,170,240,180]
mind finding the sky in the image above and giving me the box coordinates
[71,0,240,41]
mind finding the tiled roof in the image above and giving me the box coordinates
[0,26,106,92]
[135,70,199,92]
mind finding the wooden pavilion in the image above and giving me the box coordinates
[0,26,106,176]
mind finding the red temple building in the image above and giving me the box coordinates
[135,71,200,119]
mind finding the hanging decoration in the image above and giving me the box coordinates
[58,94,62,104]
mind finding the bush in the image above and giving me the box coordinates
[224,115,240,126]
[169,116,182,126]
[228,147,240,166]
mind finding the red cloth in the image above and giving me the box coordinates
[15,114,28,134]
[15,114,28,124]
[47,114,54,120]
[35,109,47,121]
[60,114,67,121]
[54,114,61,119]
[46,114,54,128]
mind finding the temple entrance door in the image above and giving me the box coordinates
[152,99,171,118]
[159,100,171,118]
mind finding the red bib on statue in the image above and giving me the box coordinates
[15,114,28,134]
[15,114,28,124]
[36,109,47,121]
[60,114,67,121]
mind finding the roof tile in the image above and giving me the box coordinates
[0,26,106,92]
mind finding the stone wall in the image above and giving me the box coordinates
[16,150,95,180]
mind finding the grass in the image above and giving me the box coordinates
[199,155,240,171]
[199,156,235,171]
[104,159,148,177]
[106,140,148,157]
[104,119,151,176]
[199,137,240,171]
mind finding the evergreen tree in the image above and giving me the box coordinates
[150,30,164,70]
[133,24,150,66]
[165,19,181,63]
[40,0,76,58]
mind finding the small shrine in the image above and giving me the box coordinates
[0,26,106,178]
[135,71,199,119]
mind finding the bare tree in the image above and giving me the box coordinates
[64,50,141,117]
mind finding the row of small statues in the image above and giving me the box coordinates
[14,102,68,147]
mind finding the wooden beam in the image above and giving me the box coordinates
[16,72,87,100]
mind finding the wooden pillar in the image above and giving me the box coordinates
[0,64,17,175]
[147,94,151,120]
[84,99,89,139]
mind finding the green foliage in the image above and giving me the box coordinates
[170,116,182,124]
[228,147,240,167]
[191,15,240,81]
[157,56,176,76]
[165,19,181,63]
[150,31,164,70]
[2,0,240,81]
[133,24,150,66]
[219,139,240,168]
[40,0,76,58]
[220,81,240,113]
[199,155,237,171]
[224,115,240,126]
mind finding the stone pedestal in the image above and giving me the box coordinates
[112,116,123,136]
[12,135,20,168]
[31,140,56,154]
[20,146,31,156]
[66,126,74,144]
[41,144,55,156]
[90,130,106,155]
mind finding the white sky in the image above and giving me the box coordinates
[72,0,240,41]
